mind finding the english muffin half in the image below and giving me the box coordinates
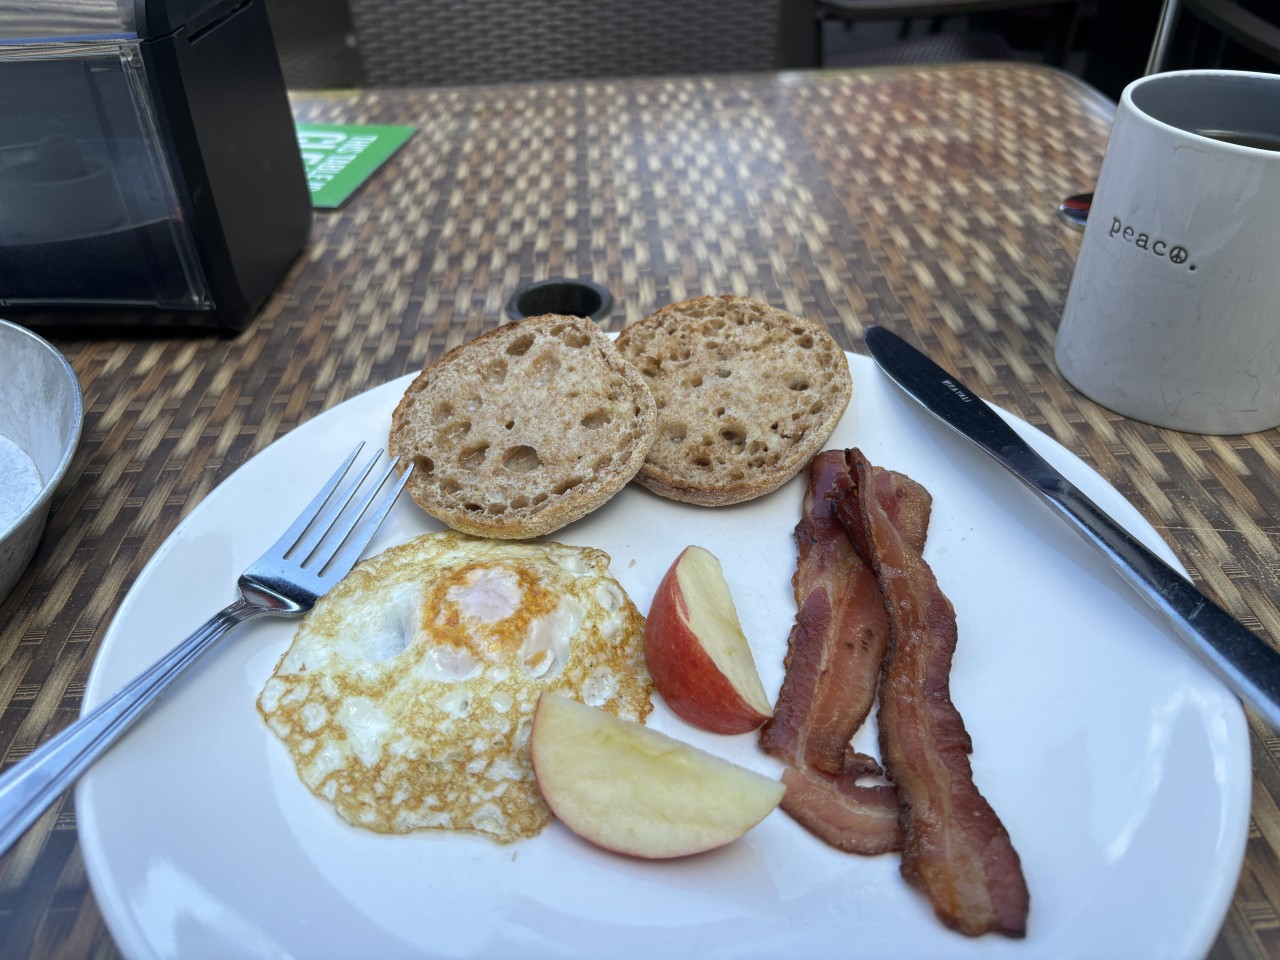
[614,295,851,506]
[390,314,657,538]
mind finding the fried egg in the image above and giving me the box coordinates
[257,531,652,843]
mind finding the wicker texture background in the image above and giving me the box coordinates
[347,0,783,86]
[1,63,1278,959]
[265,0,366,88]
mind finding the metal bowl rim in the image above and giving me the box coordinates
[0,317,84,542]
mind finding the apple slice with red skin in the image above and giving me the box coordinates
[644,545,773,734]
[530,692,785,858]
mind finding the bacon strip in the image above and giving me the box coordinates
[760,452,929,777]
[842,448,1029,939]
[779,765,900,855]
[759,451,929,854]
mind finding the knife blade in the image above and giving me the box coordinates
[864,324,1280,730]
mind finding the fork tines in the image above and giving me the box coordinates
[273,444,413,580]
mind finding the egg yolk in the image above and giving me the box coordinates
[425,563,559,665]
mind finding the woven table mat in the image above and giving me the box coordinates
[2,63,1278,958]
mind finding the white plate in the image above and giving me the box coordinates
[77,354,1249,960]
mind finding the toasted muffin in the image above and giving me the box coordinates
[614,295,851,506]
[390,314,657,538]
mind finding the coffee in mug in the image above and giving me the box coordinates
[1055,70,1280,434]
[1194,129,1280,152]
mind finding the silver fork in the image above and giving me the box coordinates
[0,443,413,858]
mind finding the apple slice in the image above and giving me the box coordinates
[531,692,784,859]
[644,545,773,734]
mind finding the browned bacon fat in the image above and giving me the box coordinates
[842,448,1029,939]
[760,451,929,855]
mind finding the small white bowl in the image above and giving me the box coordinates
[0,318,83,602]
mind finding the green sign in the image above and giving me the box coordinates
[295,124,417,209]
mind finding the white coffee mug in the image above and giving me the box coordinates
[1055,70,1280,434]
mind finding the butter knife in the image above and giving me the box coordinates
[864,324,1280,730]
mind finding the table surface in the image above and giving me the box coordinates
[2,62,1279,959]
